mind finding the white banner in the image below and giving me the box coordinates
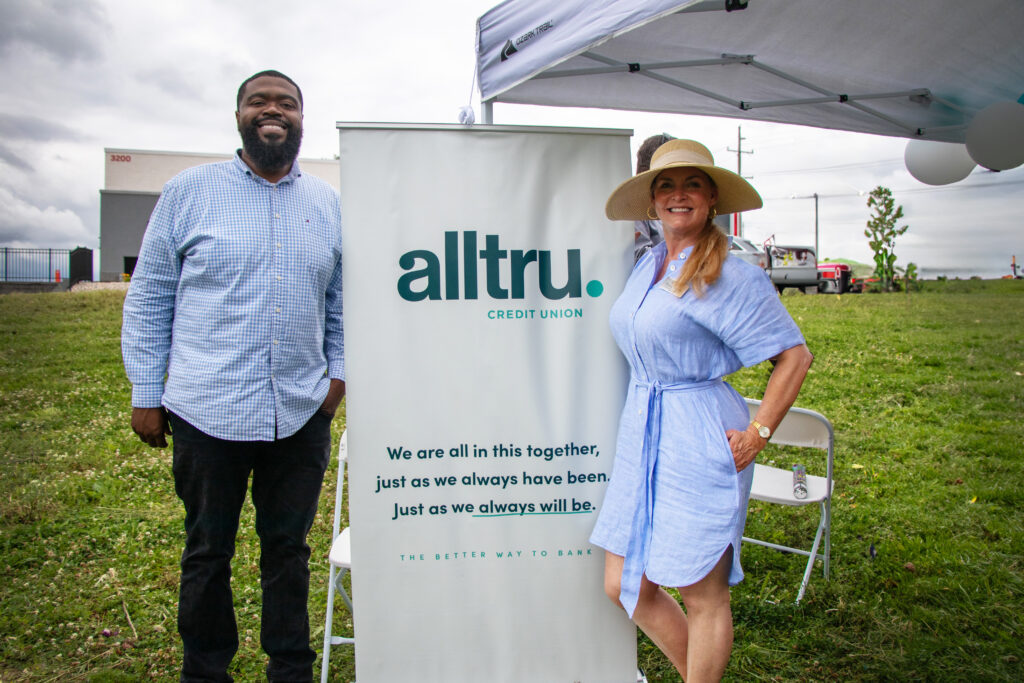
[339,124,635,682]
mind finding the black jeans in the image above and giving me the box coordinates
[169,411,332,683]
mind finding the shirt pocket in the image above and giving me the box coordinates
[298,217,338,292]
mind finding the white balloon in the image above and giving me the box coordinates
[904,139,976,185]
[965,101,1024,171]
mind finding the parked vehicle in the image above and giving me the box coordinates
[728,236,821,293]
[818,262,853,293]
[766,245,820,293]
[729,236,768,269]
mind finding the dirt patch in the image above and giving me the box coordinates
[70,281,130,292]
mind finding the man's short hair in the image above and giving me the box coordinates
[236,70,303,110]
[636,133,676,174]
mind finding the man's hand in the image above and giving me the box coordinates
[132,407,171,448]
[318,379,347,418]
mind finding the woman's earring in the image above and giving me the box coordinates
[646,204,658,220]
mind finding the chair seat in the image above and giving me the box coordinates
[749,463,832,506]
[329,527,351,568]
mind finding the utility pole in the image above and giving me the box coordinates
[813,192,819,259]
[726,126,753,236]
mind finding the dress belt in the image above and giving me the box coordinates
[618,377,723,618]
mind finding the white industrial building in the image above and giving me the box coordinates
[99,149,340,282]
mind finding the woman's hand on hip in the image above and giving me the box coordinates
[726,426,766,472]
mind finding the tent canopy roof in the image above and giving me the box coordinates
[476,0,1024,142]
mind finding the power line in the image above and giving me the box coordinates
[755,158,903,176]
[762,176,1024,201]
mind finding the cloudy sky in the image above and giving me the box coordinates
[2,0,1021,278]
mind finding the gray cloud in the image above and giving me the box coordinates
[134,65,196,100]
[0,143,33,172]
[0,186,92,248]
[0,0,110,63]
[0,114,85,174]
[0,112,79,142]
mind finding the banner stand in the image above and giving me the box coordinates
[339,123,636,682]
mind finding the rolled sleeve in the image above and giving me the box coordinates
[690,259,805,368]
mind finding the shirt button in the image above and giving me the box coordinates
[274,213,281,219]
[275,307,281,313]
[274,339,279,345]
[276,242,282,249]
[276,275,282,281]
[670,265,676,271]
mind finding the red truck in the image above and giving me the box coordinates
[818,262,855,293]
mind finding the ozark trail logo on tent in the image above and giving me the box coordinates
[397,230,604,302]
[500,20,554,61]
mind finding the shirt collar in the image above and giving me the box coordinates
[667,243,695,265]
[233,149,302,185]
[654,243,696,296]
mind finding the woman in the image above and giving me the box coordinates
[590,139,813,682]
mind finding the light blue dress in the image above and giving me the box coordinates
[589,242,805,617]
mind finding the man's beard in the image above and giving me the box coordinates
[240,121,303,173]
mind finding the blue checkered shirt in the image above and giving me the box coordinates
[122,153,344,441]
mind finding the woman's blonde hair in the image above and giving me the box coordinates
[667,218,728,298]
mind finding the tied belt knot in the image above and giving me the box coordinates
[618,377,723,618]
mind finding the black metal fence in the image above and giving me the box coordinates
[1,247,92,283]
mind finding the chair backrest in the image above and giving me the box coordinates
[745,398,834,487]
[745,398,832,450]
[331,429,348,540]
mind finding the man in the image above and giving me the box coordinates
[633,133,675,262]
[122,70,345,682]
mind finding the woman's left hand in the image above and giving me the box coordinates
[725,426,765,472]
[726,343,814,472]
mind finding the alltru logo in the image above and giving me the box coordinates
[397,230,604,302]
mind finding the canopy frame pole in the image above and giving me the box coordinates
[482,99,494,124]
[744,89,934,110]
[531,49,960,139]
[927,94,971,115]
[749,59,920,135]
[916,123,968,137]
[536,55,750,80]
[582,52,743,108]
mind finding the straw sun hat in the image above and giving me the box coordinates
[605,139,763,220]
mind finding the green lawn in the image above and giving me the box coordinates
[1,282,1021,681]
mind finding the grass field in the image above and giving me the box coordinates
[1,281,1022,682]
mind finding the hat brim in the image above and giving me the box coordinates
[605,163,763,220]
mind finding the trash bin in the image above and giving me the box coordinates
[69,247,93,285]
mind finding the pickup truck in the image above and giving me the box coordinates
[766,245,821,293]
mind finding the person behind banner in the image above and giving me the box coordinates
[122,70,344,682]
[632,133,675,262]
[590,139,813,682]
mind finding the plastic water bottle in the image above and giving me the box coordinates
[792,464,808,499]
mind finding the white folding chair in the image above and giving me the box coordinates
[741,399,834,603]
[321,429,353,683]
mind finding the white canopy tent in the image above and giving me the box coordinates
[475,0,1024,144]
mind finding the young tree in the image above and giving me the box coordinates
[904,262,919,295]
[865,186,909,292]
